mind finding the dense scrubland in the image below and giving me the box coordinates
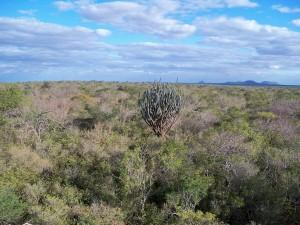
[0,81,300,225]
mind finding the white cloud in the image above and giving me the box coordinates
[0,17,111,51]
[292,19,300,27]
[54,0,196,38]
[96,29,111,37]
[272,4,300,13]
[192,16,300,82]
[53,0,259,38]
[18,9,36,16]
[195,16,300,56]
[127,0,258,9]
[269,65,281,70]
[0,16,300,84]
[225,0,257,8]
[0,17,113,73]
[179,0,257,10]
[54,1,75,11]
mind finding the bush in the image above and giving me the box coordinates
[0,86,23,125]
[176,210,225,225]
[0,86,23,112]
[0,187,27,224]
[138,82,183,137]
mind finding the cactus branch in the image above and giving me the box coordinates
[138,82,183,137]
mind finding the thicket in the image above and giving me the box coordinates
[0,82,299,225]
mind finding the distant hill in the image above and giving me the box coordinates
[223,80,280,86]
[200,80,281,86]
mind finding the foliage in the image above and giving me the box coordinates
[0,86,23,125]
[0,86,23,112]
[0,82,299,225]
[0,186,27,224]
[176,210,225,225]
[139,82,183,137]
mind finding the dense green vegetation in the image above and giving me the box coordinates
[0,81,299,225]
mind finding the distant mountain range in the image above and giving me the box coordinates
[199,80,281,86]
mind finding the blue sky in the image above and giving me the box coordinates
[0,0,300,84]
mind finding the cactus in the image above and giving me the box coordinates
[138,82,183,137]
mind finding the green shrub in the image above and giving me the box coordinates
[0,187,27,224]
[139,82,183,137]
[31,195,70,225]
[0,86,23,125]
[0,86,23,112]
[176,210,225,225]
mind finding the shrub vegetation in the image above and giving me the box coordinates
[0,81,299,225]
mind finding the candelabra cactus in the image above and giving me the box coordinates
[138,82,183,137]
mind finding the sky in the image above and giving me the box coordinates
[0,0,300,84]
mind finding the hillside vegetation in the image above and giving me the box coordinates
[0,81,300,225]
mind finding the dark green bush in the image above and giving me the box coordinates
[0,187,27,224]
[139,82,183,137]
[0,86,23,112]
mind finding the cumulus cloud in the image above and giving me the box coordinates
[292,19,300,27]
[53,0,259,38]
[54,0,196,38]
[225,0,257,7]
[54,1,75,11]
[53,0,258,39]
[0,17,111,48]
[195,16,300,56]
[272,4,300,13]
[192,16,300,82]
[0,16,300,84]
[18,9,37,16]
[181,0,258,10]
[0,17,115,80]
[95,29,111,37]
[269,65,281,70]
